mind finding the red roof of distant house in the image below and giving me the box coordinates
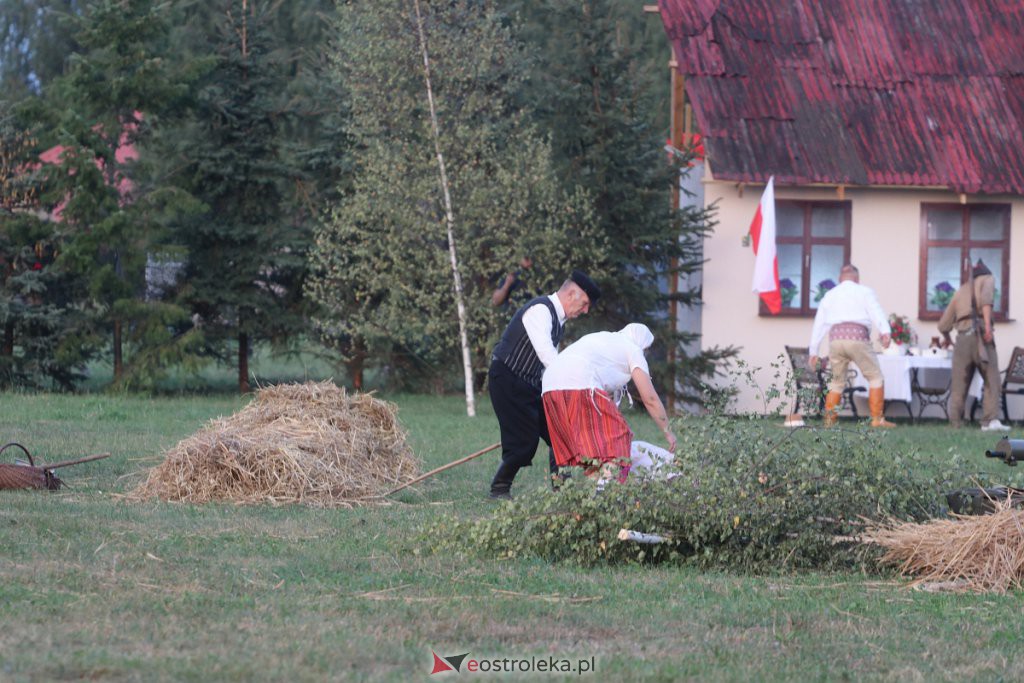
[38,114,140,221]
[657,0,1024,194]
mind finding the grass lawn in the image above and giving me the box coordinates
[1,391,1023,682]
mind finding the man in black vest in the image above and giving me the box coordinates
[488,270,601,499]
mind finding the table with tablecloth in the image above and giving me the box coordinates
[849,353,982,417]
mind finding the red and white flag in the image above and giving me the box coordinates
[748,176,780,314]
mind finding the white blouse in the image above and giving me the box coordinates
[542,330,649,395]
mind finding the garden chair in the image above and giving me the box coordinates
[970,346,1024,424]
[785,346,825,417]
[912,366,952,421]
[785,346,865,420]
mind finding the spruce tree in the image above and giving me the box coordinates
[307,0,608,397]
[18,0,197,389]
[167,0,308,394]
[516,0,735,406]
[0,103,95,389]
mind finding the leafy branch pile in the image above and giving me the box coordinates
[432,418,968,572]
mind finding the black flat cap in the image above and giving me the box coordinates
[570,270,601,303]
[973,260,992,277]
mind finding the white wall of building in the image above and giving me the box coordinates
[699,181,1024,414]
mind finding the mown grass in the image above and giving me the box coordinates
[1,392,1023,682]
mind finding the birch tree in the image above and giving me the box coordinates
[411,0,475,415]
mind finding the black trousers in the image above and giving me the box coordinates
[488,359,551,468]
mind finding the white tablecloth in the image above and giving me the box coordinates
[850,354,982,403]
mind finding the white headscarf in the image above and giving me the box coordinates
[619,323,654,351]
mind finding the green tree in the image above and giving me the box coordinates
[273,0,351,214]
[307,0,608,396]
[275,1,355,382]
[26,0,199,389]
[517,0,734,406]
[167,0,309,394]
[0,103,95,389]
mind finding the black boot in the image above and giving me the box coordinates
[489,462,519,500]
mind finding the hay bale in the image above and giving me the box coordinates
[864,500,1024,593]
[129,381,420,507]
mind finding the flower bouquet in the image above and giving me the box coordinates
[886,313,915,354]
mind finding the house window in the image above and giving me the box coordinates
[762,201,851,316]
[919,204,1010,320]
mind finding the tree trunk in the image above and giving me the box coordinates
[347,337,366,391]
[472,343,489,393]
[113,319,123,380]
[350,359,364,392]
[473,368,487,394]
[238,331,250,394]
[413,0,476,417]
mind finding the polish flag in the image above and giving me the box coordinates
[748,176,781,314]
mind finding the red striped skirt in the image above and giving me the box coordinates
[543,389,633,472]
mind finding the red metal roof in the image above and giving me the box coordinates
[658,0,1024,194]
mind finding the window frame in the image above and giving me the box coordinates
[759,199,852,317]
[918,203,1011,322]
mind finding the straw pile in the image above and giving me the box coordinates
[864,501,1024,593]
[130,381,420,507]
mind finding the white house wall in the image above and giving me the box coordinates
[700,181,1024,415]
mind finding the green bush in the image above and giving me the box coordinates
[429,416,968,572]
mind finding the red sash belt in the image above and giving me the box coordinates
[829,322,869,342]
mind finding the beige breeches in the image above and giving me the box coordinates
[828,339,883,393]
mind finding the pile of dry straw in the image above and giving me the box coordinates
[130,381,420,507]
[865,500,1024,593]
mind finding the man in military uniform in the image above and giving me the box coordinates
[938,260,1009,431]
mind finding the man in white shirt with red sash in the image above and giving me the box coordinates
[808,264,895,428]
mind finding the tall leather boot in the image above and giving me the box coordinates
[823,391,842,428]
[489,461,519,500]
[869,387,896,428]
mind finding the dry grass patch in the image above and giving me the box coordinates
[865,500,1024,593]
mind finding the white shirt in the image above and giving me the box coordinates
[808,280,891,355]
[542,330,649,395]
[521,294,567,369]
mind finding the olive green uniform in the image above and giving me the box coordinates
[937,275,1000,426]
